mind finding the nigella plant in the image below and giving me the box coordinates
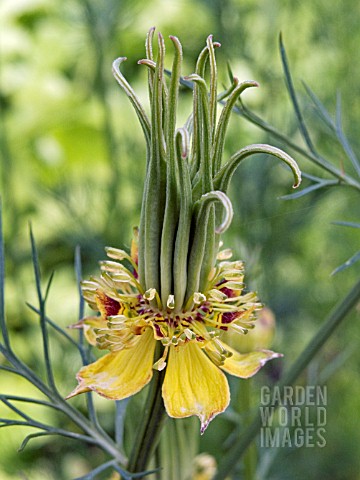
[3,27,360,480]
[67,27,301,469]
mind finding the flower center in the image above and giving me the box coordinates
[81,250,262,369]
[100,292,212,351]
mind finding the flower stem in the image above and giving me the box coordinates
[214,276,360,480]
[128,345,167,476]
[237,380,256,480]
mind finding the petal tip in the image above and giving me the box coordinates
[199,412,217,435]
[65,383,90,400]
[200,418,210,435]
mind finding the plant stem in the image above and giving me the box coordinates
[128,347,167,476]
[0,343,126,464]
[214,276,360,480]
[237,380,256,480]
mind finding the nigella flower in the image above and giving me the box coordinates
[68,29,301,433]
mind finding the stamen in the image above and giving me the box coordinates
[99,260,128,272]
[153,346,169,371]
[107,314,127,324]
[205,348,225,366]
[105,246,130,261]
[167,294,175,310]
[216,248,233,260]
[228,323,249,334]
[194,292,206,304]
[80,280,99,290]
[208,330,220,339]
[208,289,228,301]
[144,288,156,301]
[213,338,232,358]
[183,328,197,340]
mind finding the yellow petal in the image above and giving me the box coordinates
[162,342,230,433]
[67,328,156,400]
[220,342,282,378]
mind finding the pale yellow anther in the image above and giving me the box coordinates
[99,260,124,273]
[111,272,132,281]
[194,292,206,304]
[144,288,156,301]
[153,357,167,371]
[206,348,225,367]
[216,248,233,260]
[105,246,129,260]
[209,330,220,338]
[230,323,249,334]
[184,328,196,340]
[224,350,233,358]
[167,294,175,309]
[107,321,129,330]
[208,289,228,302]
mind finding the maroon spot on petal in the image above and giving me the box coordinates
[222,311,238,324]
[154,324,164,337]
[221,287,235,298]
[102,295,121,317]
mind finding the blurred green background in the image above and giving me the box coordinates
[1,0,359,478]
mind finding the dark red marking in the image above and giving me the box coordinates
[102,295,121,317]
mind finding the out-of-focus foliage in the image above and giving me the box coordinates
[1,0,359,478]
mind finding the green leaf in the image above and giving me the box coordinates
[74,460,121,480]
[303,81,335,131]
[332,221,360,229]
[304,83,360,178]
[29,226,56,391]
[280,179,338,200]
[18,432,57,453]
[331,250,360,275]
[335,93,360,177]
[279,34,317,156]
